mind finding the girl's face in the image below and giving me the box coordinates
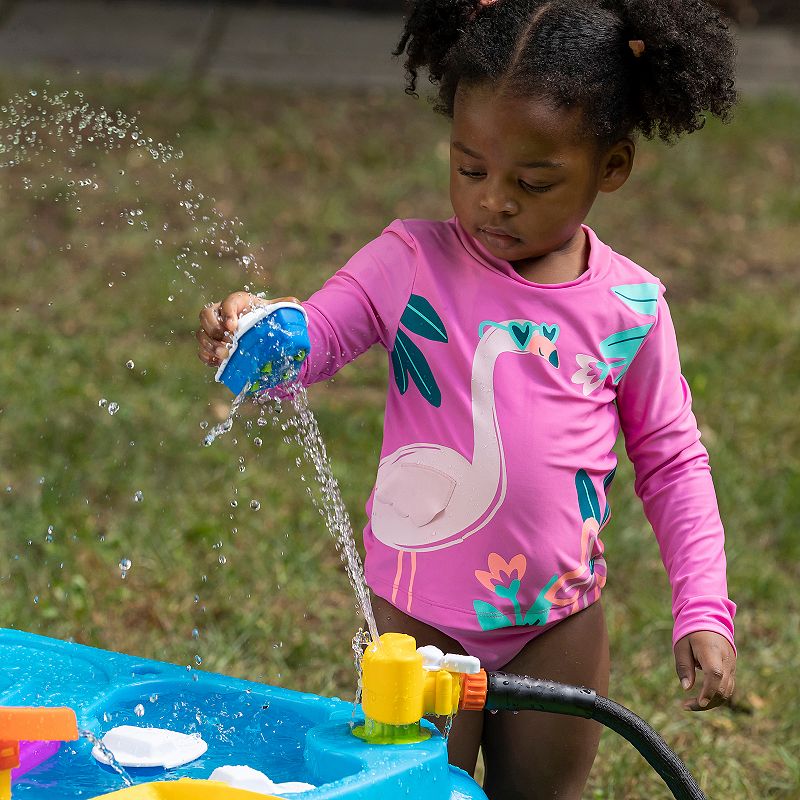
[450,83,632,270]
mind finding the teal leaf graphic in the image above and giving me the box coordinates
[393,328,442,407]
[576,470,601,523]
[400,294,448,343]
[599,324,653,384]
[473,600,514,631]
[390,345,408,395]
[601,466,616,526]
[611,283,659,316]
[523,575,557,626]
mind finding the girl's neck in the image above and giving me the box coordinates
[510,227,589,285]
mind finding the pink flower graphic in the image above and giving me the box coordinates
[475,553,527,593]
[571,354,611,396]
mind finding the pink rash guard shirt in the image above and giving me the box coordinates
[296,217,736,670]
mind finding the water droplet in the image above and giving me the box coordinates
[149,694,158,703]
[194,654,202,665]
[199,420,209,429]
[33,595,39,604]
[125,360,135,369]
[253,437,262,447]
[107,402,119,415]
[98,398,107,408]
[192,628,199,639]
[250,500,261,511]
[118,557,132,578]
[230,500,238,508]
[133,490,143,503]
[134,704,145,717]
[218,555,227,565]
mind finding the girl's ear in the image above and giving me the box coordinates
[598,138,635,194]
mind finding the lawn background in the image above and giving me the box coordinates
[0,78,798,798]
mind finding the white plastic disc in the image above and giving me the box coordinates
[91,725,208,769]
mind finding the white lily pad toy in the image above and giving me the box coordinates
[91,725,207,769]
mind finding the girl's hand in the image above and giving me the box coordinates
[195,293,299,367]
[674,631,736,711]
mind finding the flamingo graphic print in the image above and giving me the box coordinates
[373,311,561,612]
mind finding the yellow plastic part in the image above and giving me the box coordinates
[360,633,461,727]
[91,778,283,799]
[1,769,11,800]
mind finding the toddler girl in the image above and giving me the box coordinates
[197,1,737,797]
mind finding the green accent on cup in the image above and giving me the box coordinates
[352,716,431,745]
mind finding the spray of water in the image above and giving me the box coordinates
[2,82,378,688]
[78,730,134,788]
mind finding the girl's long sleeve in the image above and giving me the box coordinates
[298,221,418,385]
[615,292,736,651]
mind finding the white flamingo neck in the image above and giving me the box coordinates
[468,325,523,475]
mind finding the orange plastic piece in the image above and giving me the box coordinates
[0,707,78,743]
[459,669,488,711]
[0,741,18,771]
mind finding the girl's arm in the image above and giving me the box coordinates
[298,221,418,386]
[196,221,418,382]
[615,291,736,710]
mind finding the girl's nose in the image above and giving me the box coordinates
[479,180,519,215]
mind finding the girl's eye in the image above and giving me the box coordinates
[457,167,485,179]
[520,180,554,193]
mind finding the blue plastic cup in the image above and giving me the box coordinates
[215,302,310,396]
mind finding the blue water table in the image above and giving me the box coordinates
[0,628,487,799]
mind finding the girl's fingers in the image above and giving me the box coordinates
[196,328,230,365]
[219,291,258,334]
[199,302,227,340]
[674,638,696,692]
[697,658,724,708]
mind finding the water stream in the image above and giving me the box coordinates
[77,730,133,788]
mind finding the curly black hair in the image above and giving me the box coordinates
[394,0,737,144]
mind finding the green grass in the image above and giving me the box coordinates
[0,76,798,798]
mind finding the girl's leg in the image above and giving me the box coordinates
[370,594,484,775]
[481,601,610,800]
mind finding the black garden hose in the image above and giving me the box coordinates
[485,672,705,800]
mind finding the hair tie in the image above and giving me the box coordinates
[470,0,499,21]
[628,39,646,58]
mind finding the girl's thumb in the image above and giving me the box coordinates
[674,638,695,690]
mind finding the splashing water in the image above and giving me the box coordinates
[284,384,379,643]
[78,730,133,788]
[351,627,372,712]
[202,383,251,447]
[2,83,380,687]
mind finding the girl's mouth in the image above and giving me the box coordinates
[480,227,521,249]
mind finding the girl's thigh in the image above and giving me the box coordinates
[481,601,610,800]
[370,594,484,776]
